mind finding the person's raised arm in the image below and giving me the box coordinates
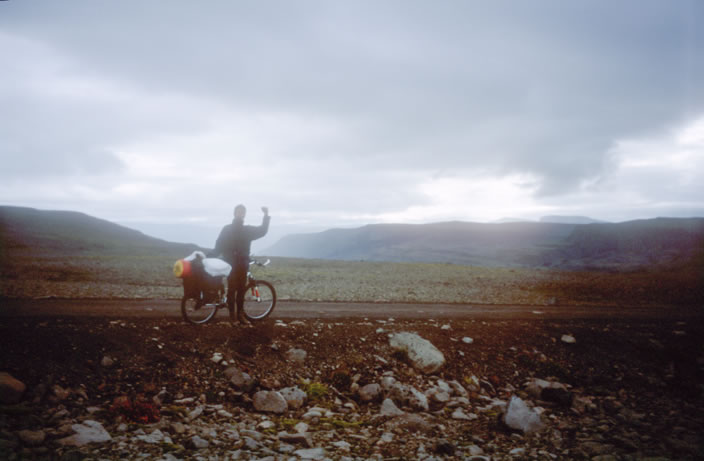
[250,207,271,241]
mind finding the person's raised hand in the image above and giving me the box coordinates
[261,206,269,216]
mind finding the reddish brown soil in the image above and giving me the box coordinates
[1,307,703,459]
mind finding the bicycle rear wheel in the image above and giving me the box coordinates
[181,297,218,324]
[242,280,276,321]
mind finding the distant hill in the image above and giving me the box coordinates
[0,206,198,257]
[539,215,607,224]
[2,206,703,272]
[265,218,704,270]
[538,218,704,270]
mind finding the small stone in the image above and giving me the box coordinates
[278,431,312,448]
[258,420,276,430]
[0,372,26,404]
[190,435,209,449]
[210,352,223,364]
[332,440,351,451]
[384,413,434,435]
[428,388,451,404]
[294,422,309,433]
[358,383,382,402]
[449,380,468,397]
[217,409,233,418]
[136,429,172,444]
[503,396,544,433]
[286,348,307,364]
[380,376,396,390]
[408,386,430,411]
[243,436,260,450]
[171,422,186,434]
[561,334,576,344]
[187,406,203,421]
[279,386,307,409]
[241,429,263,441]
[379,398,404,417]
[302,410,323,420]
[225,367,256,392]
[100,356,115,368]
[52,384,70,401]
[451,408,474,420]
[57,420,111,447]
[253,391,288,414]
[18,430,46,446]
[525,378,552,399]
[278,443,296,454]
[462,337,474,344]
[293,447,326,460]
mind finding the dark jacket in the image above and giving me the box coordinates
[214,215,270,268]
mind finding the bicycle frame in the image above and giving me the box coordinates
[181,257,275,324]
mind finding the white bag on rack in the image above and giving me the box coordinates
[183,251,232,277]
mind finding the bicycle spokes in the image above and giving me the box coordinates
[242,281,276,320]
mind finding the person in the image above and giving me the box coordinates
[213,204,270,324]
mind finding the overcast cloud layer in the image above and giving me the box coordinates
[1,1,703,248]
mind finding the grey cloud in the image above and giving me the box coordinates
[1,0,703,214]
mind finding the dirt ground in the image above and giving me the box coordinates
[1,303,703,460]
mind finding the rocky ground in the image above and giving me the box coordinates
[1,311,703,461]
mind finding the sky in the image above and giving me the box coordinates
[1,0,703,250]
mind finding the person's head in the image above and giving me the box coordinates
[234,204,247,221]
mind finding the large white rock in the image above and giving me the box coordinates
[389,332,445,374]
[58,420,112,446]
[253,391,288,414]
[503,396,544,433]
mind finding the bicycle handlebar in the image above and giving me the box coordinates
[249,258,271,267]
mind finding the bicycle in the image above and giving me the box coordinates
[179,257,277,325]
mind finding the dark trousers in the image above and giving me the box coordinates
[227,264,247,317]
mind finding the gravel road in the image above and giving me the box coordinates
[1,298,701,321]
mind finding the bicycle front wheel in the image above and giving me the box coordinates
[242,280,276,321]
[181,297,218,324]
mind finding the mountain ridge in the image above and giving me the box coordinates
[265,217,704,270]
[2,206,703,272]
[0,205,199,255]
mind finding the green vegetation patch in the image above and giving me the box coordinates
[300,381,329,400]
